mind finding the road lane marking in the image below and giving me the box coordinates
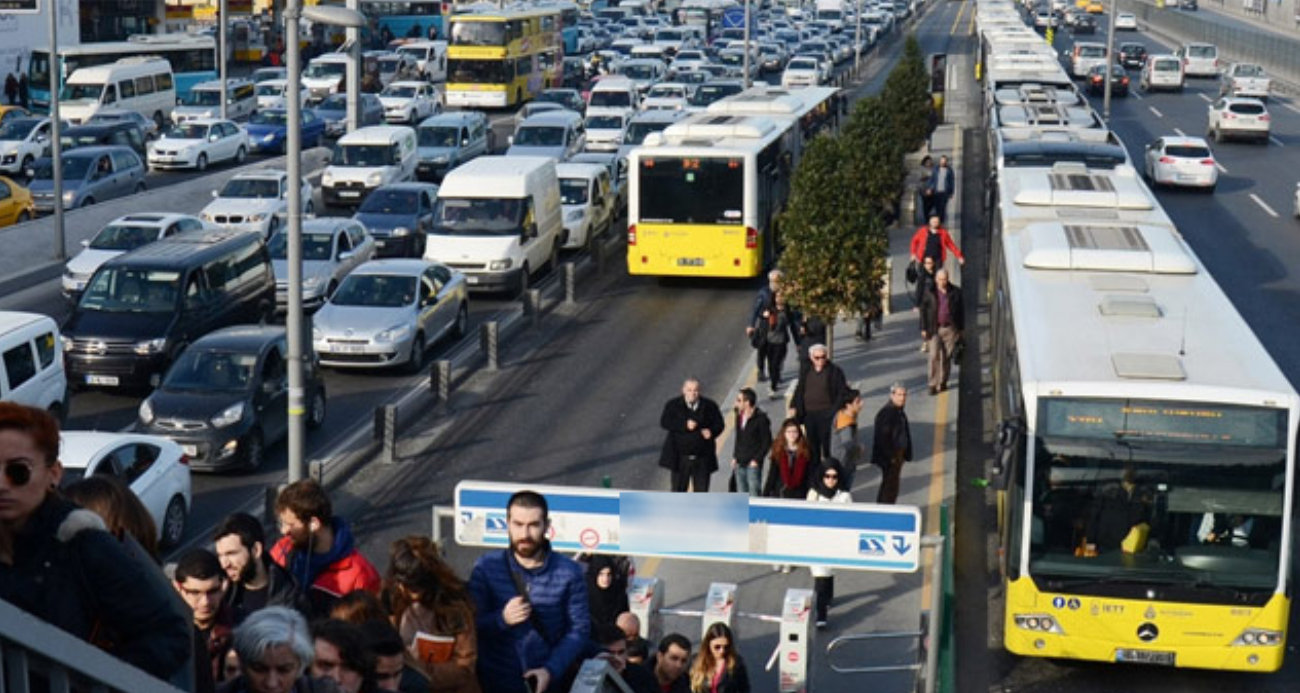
[1197,92,1212,103]
[1131,90,1143,100]
[967,1,978,34]
[1270,135,1285,147]
[949,0,968,35]
[1148,105,1164,118]
[1283,102,1300,116]
[1216,162,1228,174]
[1173,127,1186,136]
[1249,193,1279,218]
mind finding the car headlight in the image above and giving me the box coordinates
[565,208,585,223]
[62,190,76,202]
[322,171,335,186]
[366,171,384,186]
[430,154,450,164]
[199,212,213,221]
[375,324,412,343]
[139,399,154,425]
[247,213,266,222]
[488,259,513,271]
[134,337,167,355]
[60,335,73,352]
[4,149,16,157]
[263,133,276,142]
[210,402,245,428]
[303,275,326,295]
[312,326,323,340]
[392,226,410,237]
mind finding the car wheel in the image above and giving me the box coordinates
[134,182,146,194]
[242,428,265,472]
[452,302,468,339]
[307,388,327,429]
[405,333,426,374]
[196,153,208,171]
[160,496,187,550]
[20,155,33,174]
[16,211,29,224]
[235,146,247,164]
[79,196,95,208]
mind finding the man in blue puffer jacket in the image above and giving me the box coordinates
[469,490,591,693]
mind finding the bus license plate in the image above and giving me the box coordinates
[1115,649,1175,666]
[85,375,119,386]
[677,258,704,267]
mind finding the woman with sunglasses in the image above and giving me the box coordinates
[0,403,191,682]
[688,622,750,693]
[806,458,853,628]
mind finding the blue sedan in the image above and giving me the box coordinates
[245,108,327,154]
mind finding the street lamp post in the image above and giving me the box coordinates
[47,0,65,261]
[220,0,229,121]
[1103,0,1118,119]
[742,0,751,89]
[346,0,360,133]
[283,1,366,483]
[854,2,863,71]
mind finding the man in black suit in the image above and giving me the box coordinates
[658,378,726,492]
[730,387,772,496]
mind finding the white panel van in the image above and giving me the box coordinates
[0,312,68,421]
[60,57,176,128]
[322,125,418,208]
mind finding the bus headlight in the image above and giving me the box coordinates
[1232,628,1282,646]
[1013,613,1065,634]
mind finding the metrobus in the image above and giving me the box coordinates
[625,86,838,278]
[444,6,564,108]
[364,0,446,40]
[988,159,1297,672]
[27,34,217,113]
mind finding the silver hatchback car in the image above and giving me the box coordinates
[311,259,468,373]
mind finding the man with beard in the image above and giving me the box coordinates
[468,491,590,693]
[214,512,309,623]
[271,480,382,617]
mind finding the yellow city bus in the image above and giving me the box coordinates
[625,86,838,278]
[444,6,563,109]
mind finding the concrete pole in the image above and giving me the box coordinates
[1103,0,1117,119]
[854,0,863,70]
[48,0,65,261]
[742,0,751,89]
[284,0,307,483]
[346,0,360,133]
[220,0,229,121]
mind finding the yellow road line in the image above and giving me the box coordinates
[968,1,978,35]
[950,0,969,36]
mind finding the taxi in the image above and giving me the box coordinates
[0,175,34,228]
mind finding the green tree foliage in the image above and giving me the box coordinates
[842,93,906,224]
[778,133,888,323]
[881,34,935,154]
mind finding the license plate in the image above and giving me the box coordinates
[1115,649,1175,666]
[85,374,119,386]
[375,240,388,247]
[677,257,704,267]
[467,276,480,285]
[1176,174,1198,181]
[339,190,360,198]
[330,344,366,354]
[181,444,198,457]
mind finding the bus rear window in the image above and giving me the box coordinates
[638,157,742,225]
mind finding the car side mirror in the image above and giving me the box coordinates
[211,189,219,198]
[507,135,514,145]
[338,250,354,261]
[462,137,470,146]
[81,239,90,248]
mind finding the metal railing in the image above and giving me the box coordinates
[0,598,184,693]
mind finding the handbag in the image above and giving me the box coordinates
[905,260,919,285]
[749,319,767,349]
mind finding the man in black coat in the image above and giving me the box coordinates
[659,378,726,492]
[872,383,913,504]
[919,268,964,395]
[790,344,850,470]
[213,512,310,624]
[730,387,772,496]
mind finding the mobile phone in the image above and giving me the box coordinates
[525,674,540,693]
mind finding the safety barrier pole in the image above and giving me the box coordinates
[430,359,451,407]
[524,288,542,328]
[480,321,499,370]
[563,261,577,303]
[374,404,397,464]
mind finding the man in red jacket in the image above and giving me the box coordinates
[271,479,381,618]
[909,215,965,270]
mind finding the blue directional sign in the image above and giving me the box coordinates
[720,6,757,31]
[454,481,922,573]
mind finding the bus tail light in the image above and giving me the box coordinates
[627,224,637,246]
[1232,628,1282,647]
[745,226,757,249]
[1013,613,1065,634]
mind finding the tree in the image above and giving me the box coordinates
[777,133,889,325]
[881,34,935,154]
[842,93,906,226]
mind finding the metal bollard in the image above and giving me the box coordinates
[562,261,577,304]
[430,359,451,406]
[375,404,398,464]
[524,288,542,327]
[480,321,499,370]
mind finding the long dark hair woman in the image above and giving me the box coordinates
[385,535,481,693]
[764,418,811,499]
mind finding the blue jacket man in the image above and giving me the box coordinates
[469,491,591,693]
[926,155,955,223]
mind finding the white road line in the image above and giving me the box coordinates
[1148,105,1164,118]
[1270,135,1285,147]
[1249,193,1280,218]
[1131,91,1143,100]
[1284,102,1300,116]
[1197,93,1212,103]
[1216,162,1228,174]
[1173,127,1186,136]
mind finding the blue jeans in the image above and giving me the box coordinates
[735,463,762,497]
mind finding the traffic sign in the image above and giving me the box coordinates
[454,481,923,572]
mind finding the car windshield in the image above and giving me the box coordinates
[179,90,222,107]
[419,125,460,148]
[164,123,211,140]
[560,178,590,205]
[305,61,346,79]
[88,112,136,126]
[332,144,396,167]
[788,58,818,71]
[1188,45,1216,58]
[255,83,284,96]
[536,91,575,106]
[677,51,704,61]
[88,224,159,251]
[33,154,93,181]
[382,84,420,98]
[1229,102,1265,115]
[61,134,107,150]
[267,231,334,261]
[220,177,280,198]
[163,349,257,392]
[586,114,624,130]
[330,274,417,308]
[513,126,565,147]
[250,111,290,126]
[0,118,38,141]
[379,58,402,73]
[648,86,684,98]
[79,268,179,313]
[1155,60,1179,72]
[621,64,659,80]
[359,189,418,214]
[690,84,741,106]
[60,83,102,101]
[624,120,670,145]
[1166,145,1211,158]
[1234,64,1264,77]
[589,90,632,108]
[433,197,525,236]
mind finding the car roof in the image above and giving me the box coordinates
[103,228,261,270]
[175,117,235,126]
[108,212,199,227]
[418,111,485,127]
[370,181,439,193]
[192,325,287,351]
[61,145,138,158]
[556,162,607,179]
[193,78,253,90]
[302,218,361,233]
[351,259,435,277]
[64,122,137,134]
[230,168,289,180]
[388,80,430,88]
[58,431,175,469]
[522,110,584,126]
[0,311,52,334]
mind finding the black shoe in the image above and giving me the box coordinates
[929,387,939,396]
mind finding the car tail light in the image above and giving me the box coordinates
[178,454,190,466]
[627,224,637,245]
[1260,114,1271,121]
[1121,77,1130,85]
[1200,159,1216,166]
[1159,156,1175,164]
[745,226,758,249]
[1223,112,1236,119]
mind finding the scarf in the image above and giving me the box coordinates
[810,459,845,500]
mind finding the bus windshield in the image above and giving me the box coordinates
[1027,397,1287,594]
[451,21,507,47]
[332,144,397,167]
[432,197,525,236]
[637,157,743,225]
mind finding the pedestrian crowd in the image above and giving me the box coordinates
[4,72,30,109]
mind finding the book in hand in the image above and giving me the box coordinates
[414,632,455,664]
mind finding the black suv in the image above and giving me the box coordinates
[1118,42,1148,69]
[136,325,327,472]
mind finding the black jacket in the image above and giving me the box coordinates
[0,496,191,681]
[732,408,772,467]
[792,361,851,420]
[218,675,344,693]
[689,655,752,693]
[223,556,311,625]
[919,283,964,335]
[871,403,913,467]
[658,395,726,473]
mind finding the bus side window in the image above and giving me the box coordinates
[119,79,136,99]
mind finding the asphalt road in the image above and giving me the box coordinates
[968,9,1300,692]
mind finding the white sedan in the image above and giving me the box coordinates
[147,118,249,171]
[1115,12,1137,29]
[380,81,442,125]
[255,79,310,110]
[1144,135,1217,192]
[641,83,691,111]
[59,431,192,549]
[200,168,313,238]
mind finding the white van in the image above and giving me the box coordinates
[396,41,448,83]
[302,52,380,103]
[322,125,418,207]
[0,312,68,421]
[587,78,640,120]
[1176,42,1220,78]
[173,78,258,124]
[60,57,176,128]
[1141,54,1185,92]
[426,156,562,294]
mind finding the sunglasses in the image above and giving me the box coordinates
[2,460,34,487]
